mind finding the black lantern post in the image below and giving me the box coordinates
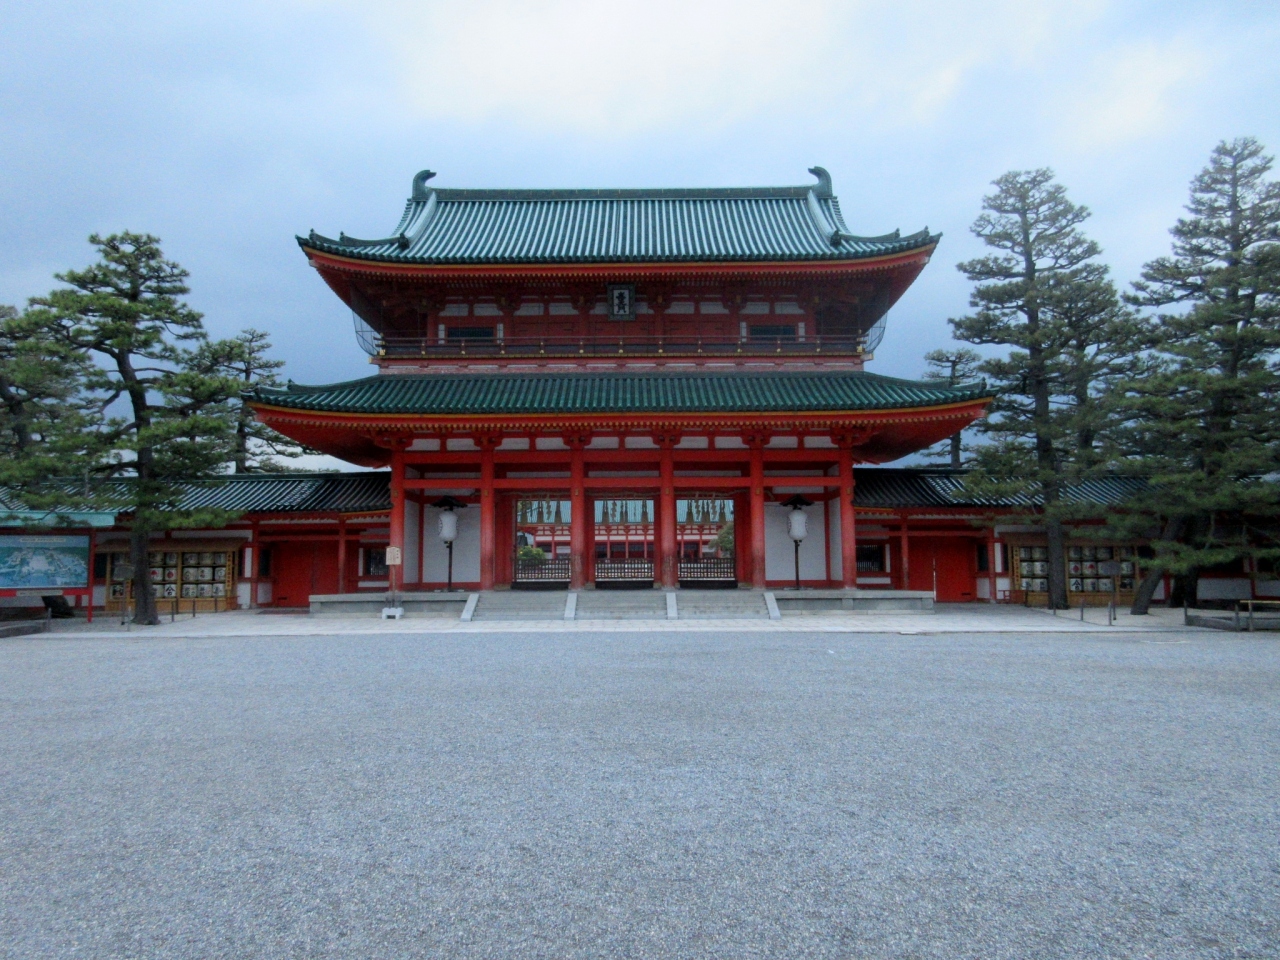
[433,496,466,592]
[781,495,814,591]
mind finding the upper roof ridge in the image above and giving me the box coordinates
[300,167,941,266]
[405,166,834,202]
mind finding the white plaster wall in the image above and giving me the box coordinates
[236,582,251,607]
[403,499,421,583]
[421,505,481,584]
[1257,580,1280,597]
[1197,578,1253,600]
[256,582,273,604]
[764,502,826,582]
[827,499,842,581]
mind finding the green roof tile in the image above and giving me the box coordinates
[252,371,990,417]
[301,168,939,266]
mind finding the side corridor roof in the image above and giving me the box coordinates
[2,470,1149,525]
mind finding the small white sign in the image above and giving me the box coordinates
[385,546,403,566]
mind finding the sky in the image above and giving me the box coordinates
[2,0,1278,456]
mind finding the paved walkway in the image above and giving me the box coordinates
[2,626,1276,958]
[44,603,1198,639]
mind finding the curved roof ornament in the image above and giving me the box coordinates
[411,169,437,201]
[806,189,839,245]
[807,166,833,199]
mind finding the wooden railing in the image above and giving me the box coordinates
[513,556,571,583]
[595,559,655,582]
[373,334,868,360]
[678,557,737,582]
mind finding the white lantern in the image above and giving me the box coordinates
[437,511,458,542]
[787,509,808,541]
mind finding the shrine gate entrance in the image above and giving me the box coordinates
[512,498,572,588]
[594,499,655,588]
[676,497,736,587]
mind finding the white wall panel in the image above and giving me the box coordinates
[765,502,826,582]
[827,499,842,581]
[404,498,421,583]
[421,505,481,584]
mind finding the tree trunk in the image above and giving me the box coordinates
[130,525,159,625]
[1131,516,1185,614]
[1130,570,1163,615]
[1169,572,1201,608]
[949,433,962,468]
[1184,569,1201,609]
[1045,516,1068,609]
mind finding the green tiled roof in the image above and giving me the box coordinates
[252,371,990,416]
[0,489,118,528]
[854,468,1147,509]
[300,167,939,266]
[167,473,392,514]
[1,470,1152,522]
[0,474,392,525]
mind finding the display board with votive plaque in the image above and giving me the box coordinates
[1015,544,1140,603]
[103,544,238,612]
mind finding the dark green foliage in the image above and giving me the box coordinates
[193,329,310,473]
[1106,138,1280,611]
[921,348,982,467]
[30,233,241,624]
[0,305,102,512]
[951,170,1136,607]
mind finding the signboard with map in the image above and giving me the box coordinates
[0,535,90,590]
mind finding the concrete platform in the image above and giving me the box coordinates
[0,619,50,638]
[309,592,469,617]
[772,589,935,615]
[1187,611,1280,632]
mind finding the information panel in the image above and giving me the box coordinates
[0,535,91,590]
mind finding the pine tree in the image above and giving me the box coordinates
[195,329,308,473]
[1047,272,1146,469]
[951,169,1127,608]
[921,347,982,467]
[31,233,241,625]
[0,305,103,511]
[1108,138,1280,613]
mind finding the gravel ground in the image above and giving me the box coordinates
[1,630,1278,959]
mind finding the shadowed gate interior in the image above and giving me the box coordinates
[677,497,736,587]
[594,499,655,588]
[512,498,571,588]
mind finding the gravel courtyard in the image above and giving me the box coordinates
[2,629,1278,959]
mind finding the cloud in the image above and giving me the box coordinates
[338,0,1106,137]
[1062,37,1207,150]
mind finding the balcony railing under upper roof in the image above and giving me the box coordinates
[354,314,888,360]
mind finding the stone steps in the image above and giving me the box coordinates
[575,590,668,620]
[676,590,769,619]
[472,591,568,620]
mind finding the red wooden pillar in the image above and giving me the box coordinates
[86,528,96,623]
[749,438,766,588]
[337,516,348,594]
[479,436,497,590]
[569,439,587,590]
[659,438,677,588]
[249,518,260,608]
[987,531,998,603]
[733,492,749,585]
[838,444,857,589]
[899,522,910,591]
[389,447,406,593]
